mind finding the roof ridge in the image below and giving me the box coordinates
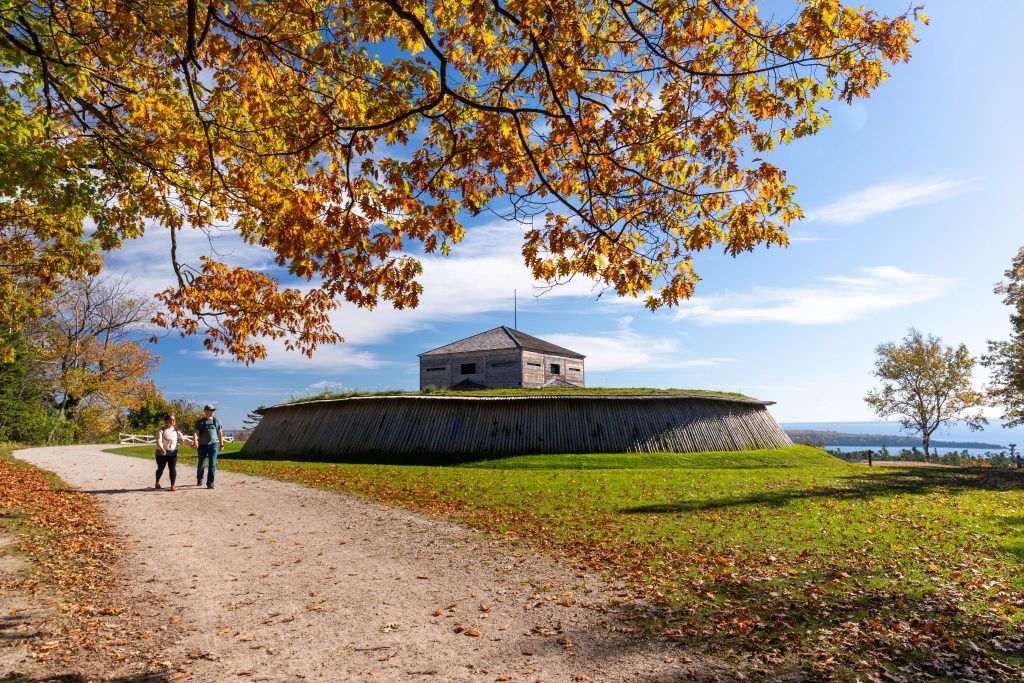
[500,325,524,349]
[418,326,509,356]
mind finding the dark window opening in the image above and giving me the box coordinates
[460,363,477,375]
[425,367,445,372]
[526,362,541,367]
[550,363,561,375]
[490,361,516,367]
[569,367,581,372]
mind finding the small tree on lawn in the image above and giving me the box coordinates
[864,329,987,461]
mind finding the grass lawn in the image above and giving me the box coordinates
[107,443,1024,677]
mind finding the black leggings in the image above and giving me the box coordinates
[155,451,178,485]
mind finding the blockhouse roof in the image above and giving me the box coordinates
[419,326,585,359]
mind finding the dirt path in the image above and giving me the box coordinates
[17,446,711,682]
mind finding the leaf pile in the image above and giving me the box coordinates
[0,449,153,675]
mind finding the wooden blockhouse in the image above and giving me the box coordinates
[419,326,585,391]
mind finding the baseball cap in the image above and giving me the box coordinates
[203,404,216,411]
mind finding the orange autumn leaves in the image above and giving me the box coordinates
[2,1,923,362]
[0,454,123,665]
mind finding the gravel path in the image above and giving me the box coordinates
[17,446,712,682]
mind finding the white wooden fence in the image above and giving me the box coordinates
[118,433,234,445]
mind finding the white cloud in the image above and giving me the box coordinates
[317,222,604,347]
[203,338,394,371]
[105,224,278,299]
[105,219,627,367]
[545,316,733,372]
[676,266,953,325]
[806,178,966,225]
[788,233,829,244]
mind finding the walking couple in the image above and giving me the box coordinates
[154,404,225,491]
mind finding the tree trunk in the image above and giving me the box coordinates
[922,434,930,462]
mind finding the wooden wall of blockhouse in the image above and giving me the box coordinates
[420,350,523,390]
[521,351,585,387]
[243,395,793,458]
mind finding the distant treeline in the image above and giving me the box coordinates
[785,430,1003,450]
[829,447,1021,468]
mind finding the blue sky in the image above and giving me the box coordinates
[108,2,1024,429]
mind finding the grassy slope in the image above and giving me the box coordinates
[106,443,1024,675]
[280,386,755,405]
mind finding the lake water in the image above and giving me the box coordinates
[780,420,1024,453]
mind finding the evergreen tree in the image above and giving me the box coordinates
[0,328,72,444]
[983,247,1024,426]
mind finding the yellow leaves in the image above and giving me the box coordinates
[0,0,922,362]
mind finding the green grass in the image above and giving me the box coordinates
[103,443,1024,676]
[281,386,755,405]
[108,441,245,462]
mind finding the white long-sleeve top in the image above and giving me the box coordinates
[156,426,187,452]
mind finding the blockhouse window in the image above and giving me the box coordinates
[490,361,517,367]
[526,362,541,367]
[460,363,477,375]
[425,367,445,372]
[569,367,581,372]
[550,363,561,374]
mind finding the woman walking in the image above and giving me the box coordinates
[155,413,187,491]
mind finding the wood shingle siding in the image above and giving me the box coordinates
[419,327,585,390]
[243,395,792,458]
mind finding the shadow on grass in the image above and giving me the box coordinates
[622,577,1024,680]
[620,467,1024,514]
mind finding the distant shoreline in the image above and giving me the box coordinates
[784,429,1004,450]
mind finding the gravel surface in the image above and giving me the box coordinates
[17,446,715,682]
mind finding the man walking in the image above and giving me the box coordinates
[194,404,224,489]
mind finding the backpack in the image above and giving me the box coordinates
[196,417,221,445]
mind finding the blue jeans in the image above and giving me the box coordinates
[196,443,219,486]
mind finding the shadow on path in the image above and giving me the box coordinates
[0,674,171,682]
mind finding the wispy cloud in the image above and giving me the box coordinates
[205,339,394,371]
[806,178,966,225]
[108,220,617,368]
[545,316,733,372]
[312,222,603,348]
[676,266,952,325]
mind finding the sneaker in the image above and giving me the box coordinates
[154,482,162,489]
[197,479,203,487]
[206,484,214,489]
[170,485,177,492]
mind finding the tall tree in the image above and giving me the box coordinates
[864,329,987,461]
[25,274,158,440]
[982,246,1024,427]
[0,1,924,363]
[121,384,171,434]
[0,327,72,443]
